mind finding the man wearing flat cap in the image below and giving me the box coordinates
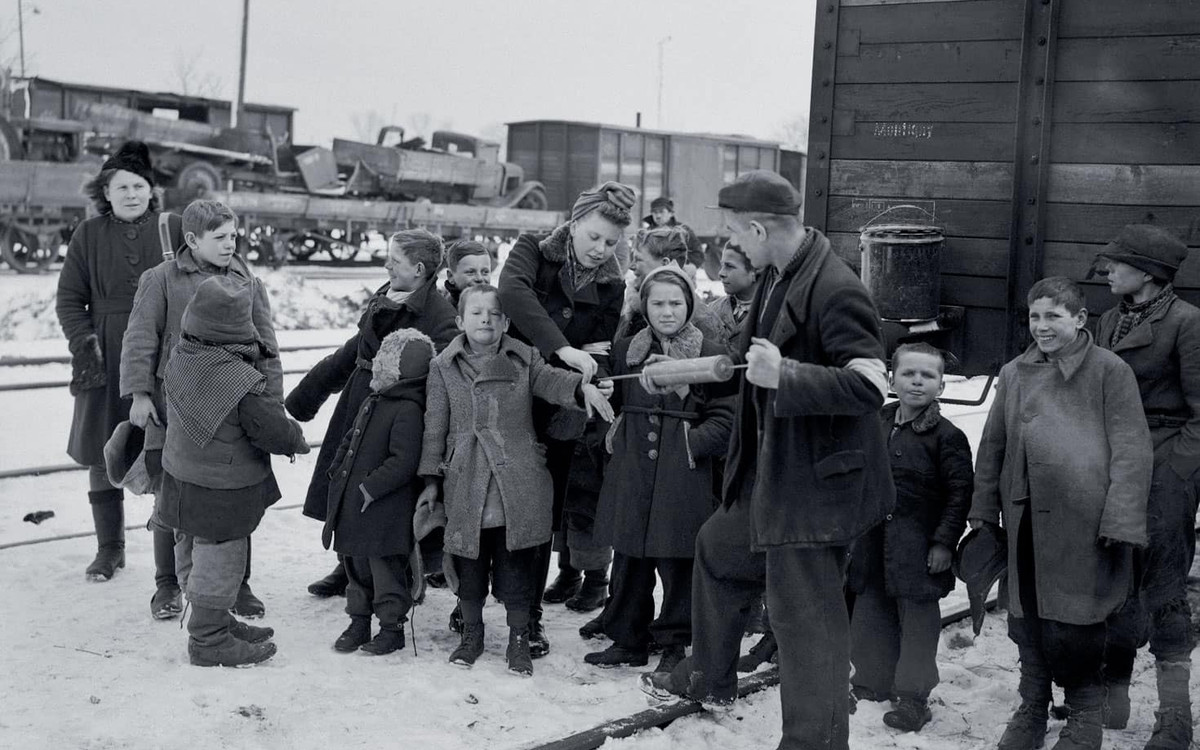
[642,170,894,750]
[643,196,704,271]
[1094,224,1199,748]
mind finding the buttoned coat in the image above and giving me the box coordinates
[847,402,974,601]
[722,229,896,549]
[594,335,734,559]
[322,376,425,557]
[285,280,457,520]
[969,331,1153,625]
[1097,297,1200,479]
[56,211,182,465]
[418,334,584,559]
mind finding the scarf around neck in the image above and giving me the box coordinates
[1111,284,1176,347]
[165,337,266,447]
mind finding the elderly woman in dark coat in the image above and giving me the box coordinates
[586,265,734,674]
[55,141,182,581]
[286,229,457,597]
[498,181,633,656]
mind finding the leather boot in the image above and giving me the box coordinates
[151,528,182,619]
[1145,659,1193,750]
[529,612,550,659]
[564,570,608,613]
[308,561,349,597]
[86,490,125,582]
[579,611,607,640]
[187,605,276,667]
[228,615,274,644]
[449,622,485,667]
[998,704,1049,750]
[1052,684,1103,750]
[232,582,265,619]
[738,631,778,672]
[506,627,533,676]
[334,616,371,653]
[360,626,405,656]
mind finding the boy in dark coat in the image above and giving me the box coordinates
[324,329,435,656]
[161,276,309,667]
[847,343,973,732]
[971,277,1152,750]
[1094,225,1200,748]
[440,239,493,309]
[287,229,458,598]
[418,284,613,676]
[587,265,734,674]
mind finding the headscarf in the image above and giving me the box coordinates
[570,181,636,223]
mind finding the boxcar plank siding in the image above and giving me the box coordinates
[827,196,1011,239]
[830,160,1013,200]
[830,231,1010,276]
[1042,242,1200,288]
[837,40,1021,84]
[833,122,1015,162]
[839,1,1021,46]
[1059,1,1200,38]
[1056,36,1200,82]
[1054,82,1200,123]
[835,83,1018,123]
[1047,164,1200,206]
[1050,124,1200,165]
[1044,204,1200,245]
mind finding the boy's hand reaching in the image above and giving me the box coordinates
[926,542,952,574]
[581,383,615,422]
[556,346,598,382]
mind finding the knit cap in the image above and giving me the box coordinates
[181,276,257,344]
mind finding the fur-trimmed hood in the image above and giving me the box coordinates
[538,224,625,287]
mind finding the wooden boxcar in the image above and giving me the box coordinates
[804,0,1200,375]
[506,120,801,239]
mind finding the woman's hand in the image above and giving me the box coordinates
[581,383,615,422]
[926,542,953,574]
[130,392,161,428]
[556,346,598,382]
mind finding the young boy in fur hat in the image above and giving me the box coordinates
[418,284,613,676]
[161,276,309,667]
[324,329,436,656]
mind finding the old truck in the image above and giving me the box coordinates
[803,0,1200,375]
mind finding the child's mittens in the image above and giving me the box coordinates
[359,484,375,513]
[68,333,106,396]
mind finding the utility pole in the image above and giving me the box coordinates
[233,0,249,127]
[17,0,26,77]
[656,35,671,128]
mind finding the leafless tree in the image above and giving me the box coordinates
[350,109,388,142]
[406,112,432,141]
[172,51,224,98]
[775,112,810,150]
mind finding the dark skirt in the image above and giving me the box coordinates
[66,311,131,466]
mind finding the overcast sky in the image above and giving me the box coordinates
[8,0,816,147]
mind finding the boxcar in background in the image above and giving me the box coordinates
[805,0,1200,375]
[506,119,804,240]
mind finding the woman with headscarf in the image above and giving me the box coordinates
[56,141,182,582]
[497,181,634,658]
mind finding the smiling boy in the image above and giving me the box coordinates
[970,277,1152,750]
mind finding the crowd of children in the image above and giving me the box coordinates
[65,144,1198,749]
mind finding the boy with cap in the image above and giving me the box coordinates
[642,196,704,271]
[643,170,894,750]
[971,277,1152,750]
[708,240,759,357]
[1093,225,1199,749]
[161,276,310,667]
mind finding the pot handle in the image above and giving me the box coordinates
[860,204,937,230]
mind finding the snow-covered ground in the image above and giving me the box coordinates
[0,270,1194,749]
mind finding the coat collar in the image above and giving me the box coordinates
[442,333,532,383]
[538,224,624,288]
[1017,328,1094,381]
[762,227,829,346]
[882,400,942,434]
[1107,296,1177,353]
[372,277,435,313]
[626,322,704,366]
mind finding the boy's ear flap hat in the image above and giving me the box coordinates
[103,420,155,495]
[181,276,258,344]
[371,329,436,391]
[953,524,1008,636]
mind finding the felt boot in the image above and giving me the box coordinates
[308,561,348,597]
[542,570,582,604]
[1051,685,1103,750]
[997,704,1050,750]
[1144,659,1193,750]
[506,627,533,677]
[1103,679,1131,730]
[187,605,276,667]
[85,490,125,581]
[150,527,181,619]
[449,622,485,668]
[564,570,608,613]
[334,616,371,653]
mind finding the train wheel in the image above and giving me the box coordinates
[287,236,319,262]
[175,160,223,199]
[326,242,359,262]
[0,226,55,273]
[517,186,548,211]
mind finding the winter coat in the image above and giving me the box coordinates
[498,225,625,361]
[161,392,306,541]
[1097,297,1200,479]
[120,246,281,448]
[638,215,705,269]
[722,228,896,549]
[595,334,734,559]
[285,280,458,520]
[323,376,425,557]
[418,334,584,559]
[708,295,752,358]
[970,330,1153,625]
[56,211,182,465]
[847,402,974,601]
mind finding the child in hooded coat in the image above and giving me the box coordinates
[161,276,309,667]
[586,264,735,674]
[323,329,436,656]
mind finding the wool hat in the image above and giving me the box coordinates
[712,170,802,215]
[181,275,258,344]
[639,263,697,325]
[370,328,435,392]
[953,524,1008,636]
[650,196,674,211]
[101,141,155,186]
[103,420,156,495]
[1097,224,1189,282]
